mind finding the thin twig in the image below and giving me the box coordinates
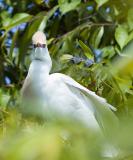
[55,21,116,42]
[90,22,116,26]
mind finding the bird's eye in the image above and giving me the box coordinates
[34,43,46,48]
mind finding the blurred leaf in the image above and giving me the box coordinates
[38,5,59,31]
[61,38,76,54]
[1,11,11,27]
[9,30,19,59]
[95,0,109,8]
[101,46,115,58]
[80,28,90,41]
[127,9,133,31]
[78,40,94,60]
[0,11,10,20]
[0,90,10,109]
[33,0,44,5]
[47,38,55,45]
[58,0,81,14]
[95,26,104,48]
[117,77,133,95]
[3,13,32,31]
[115,25,128,50]
[115,57,133,75]
[112,41,133,75]
[125,30,133,45]
[60,54,73,62]
[90,27,104,49]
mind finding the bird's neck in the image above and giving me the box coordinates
[28,60,52,84]
[30,47,52,74]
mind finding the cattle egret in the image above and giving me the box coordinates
[21,31,117,131]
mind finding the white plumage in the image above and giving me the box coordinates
[21,31,117,131]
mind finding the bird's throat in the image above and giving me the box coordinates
[28,60,51,85]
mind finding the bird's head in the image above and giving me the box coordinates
[32,31,47,47]
[31,31,50,63]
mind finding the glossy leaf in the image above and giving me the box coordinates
[78,40,94,60]
[58,0,81,14]
[60,54,73,62]
[115,25,128,50]
[101,46,115,58]
[95,0,109,7]
[95,26,104,48]
[90,27,104,48]
[3,13,32,31]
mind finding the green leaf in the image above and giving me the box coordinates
[115,25,128,50]
[95,27,104,48]
[125,30,133,45]
[95,0,109,8]
[101,46,115,58]
[58,0,81,14]
[78,40,94,60]
[118,78,132,94]
[33,0,44,5]
[9,30,19,59]
[127,9,133,31]
[38,5,58,31]
[60,54,73,62]
[0,11,11,27]
[3,13,32,31]
[90,27,104,48]
[0,90,10,108]
[112,41,133,75]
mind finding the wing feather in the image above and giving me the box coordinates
[52,73,116,110]
[51,73,118,132]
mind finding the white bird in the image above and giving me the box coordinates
[21,31,117,131]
